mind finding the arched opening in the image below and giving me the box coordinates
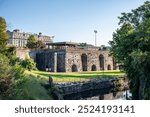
[81,54,87,71]
[91,65,97,71]
[107,64,111,70]
[99,54,104,70]
[72,64,78,72]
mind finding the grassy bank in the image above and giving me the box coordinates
[26,70,125,83]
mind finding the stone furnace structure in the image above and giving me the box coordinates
[36,42,117,72]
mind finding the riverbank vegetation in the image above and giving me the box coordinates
[0,17,52,100]
[109,1,150,99]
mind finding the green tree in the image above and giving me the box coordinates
[26,35,46,49]
[0,17,8,52]
[0,17,53,100]
[0,54,12,98]
[0,54,11,79]
[36,40,46,49]
[26,35,37,49]
[109,1,150,99]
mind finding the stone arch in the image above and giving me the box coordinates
[99,54,104,70]
[107,64,111,70]
[81,53,87,71]
[72,64,78,72]
[91,64,97,71]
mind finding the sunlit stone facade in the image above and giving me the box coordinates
[7,29,53,47]
[36,42,118,72]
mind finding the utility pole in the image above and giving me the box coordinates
[94,30,98,46]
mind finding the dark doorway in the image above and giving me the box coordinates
[107,64,111,70]
[57,53,64,72]
[91,65,97,71]
[99,54,104,70]
[81,54,88,71]
[45,65,48,71]
[72,64,78,72]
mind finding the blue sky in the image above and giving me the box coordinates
[0,0,148,46]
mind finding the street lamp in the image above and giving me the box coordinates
[94,30,98,46]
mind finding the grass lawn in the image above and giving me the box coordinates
[25,70,125,83]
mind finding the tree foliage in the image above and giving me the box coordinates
[0,17,8,51]
[26,35,46,49]
[21,58,37,71]
[36,40,46,49]
[26,35,37,49]
[8,75,51,100]
[0,54,11,79]
[0,54,12,98]
[109,1,150,99]
[0,17,52,99]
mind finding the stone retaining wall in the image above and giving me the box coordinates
[55,77,128,96]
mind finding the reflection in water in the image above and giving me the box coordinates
[85,90,131,100]
[64,89,131,100]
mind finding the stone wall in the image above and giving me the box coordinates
[55,77,128,96]
[36,50,66,72]
[35,46,116,72]
[65,48,114,72]
[16,48,30,60]
[16,48,44,61]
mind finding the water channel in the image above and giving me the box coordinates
[63,90,131,100]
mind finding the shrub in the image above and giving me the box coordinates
[12,64,25,80]
[21,58,37,71]
[8,75,52,100]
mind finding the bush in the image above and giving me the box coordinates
[21,58,37,71]
[12,64,25,80]
[8,75,52,100]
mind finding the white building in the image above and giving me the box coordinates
[7,29,53,47]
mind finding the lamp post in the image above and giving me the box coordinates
[94,30,98,46]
